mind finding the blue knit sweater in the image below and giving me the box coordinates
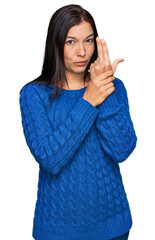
[19,77,137,240]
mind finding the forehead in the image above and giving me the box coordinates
[67,21,93,38]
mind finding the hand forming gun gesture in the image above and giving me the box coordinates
[83,37,124,107]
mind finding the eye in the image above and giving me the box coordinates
[66,40,74,45]
[86,38,94,43]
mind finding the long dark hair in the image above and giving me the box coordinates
[26,4,98,105]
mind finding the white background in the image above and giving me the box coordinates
[1,0,155,239]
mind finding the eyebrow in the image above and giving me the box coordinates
[66,33,94,39]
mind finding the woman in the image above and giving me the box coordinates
[19,4,137,240]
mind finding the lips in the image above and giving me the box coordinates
[74,61,88,66]
[75,61,87,64]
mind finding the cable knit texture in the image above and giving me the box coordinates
[19,77,137,240]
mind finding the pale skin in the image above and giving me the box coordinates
[63,20,124,106]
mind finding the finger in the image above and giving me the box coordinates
[106,86,115,95]
[97,69,114,80]
[94,59,100,66]
[94,60,101,70]
[90,63,94,73]
[101,39,111,66]
[96,37,104,63]
[90,63,96,79]
[112,59,125,73]
[100,75,115,85]
[100,84,115,96]
[104,82,115,92]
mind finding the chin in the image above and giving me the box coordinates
[75,70,86,74]
[66,66,87,75]
[74,67,87,73]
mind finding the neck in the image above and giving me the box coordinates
[58,71,90,90]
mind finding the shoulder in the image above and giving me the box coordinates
[19,83,49,112]
[19,83,39,109]
[113,77,129,106]
[20,82,35,94]
[19,83,38,105]
[113,77,125,88]
[113,77,128,95]
[19,81,53,109]
[19,80,50,99]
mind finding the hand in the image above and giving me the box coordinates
[90,37,124,79]
[83,70,115,107]
[83,37,123,107]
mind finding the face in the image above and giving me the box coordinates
[63,21,95,76]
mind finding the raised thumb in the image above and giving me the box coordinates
[112,59,125,73]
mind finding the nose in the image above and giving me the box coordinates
[77,43,86,57]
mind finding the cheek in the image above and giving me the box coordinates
[64,48,73,61]
[88,44,95,57]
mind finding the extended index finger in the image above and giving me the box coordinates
[101,39,111,65]
[96,37,104,63]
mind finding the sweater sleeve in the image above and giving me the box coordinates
[19,84,100,175]
[95,78,137,163]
